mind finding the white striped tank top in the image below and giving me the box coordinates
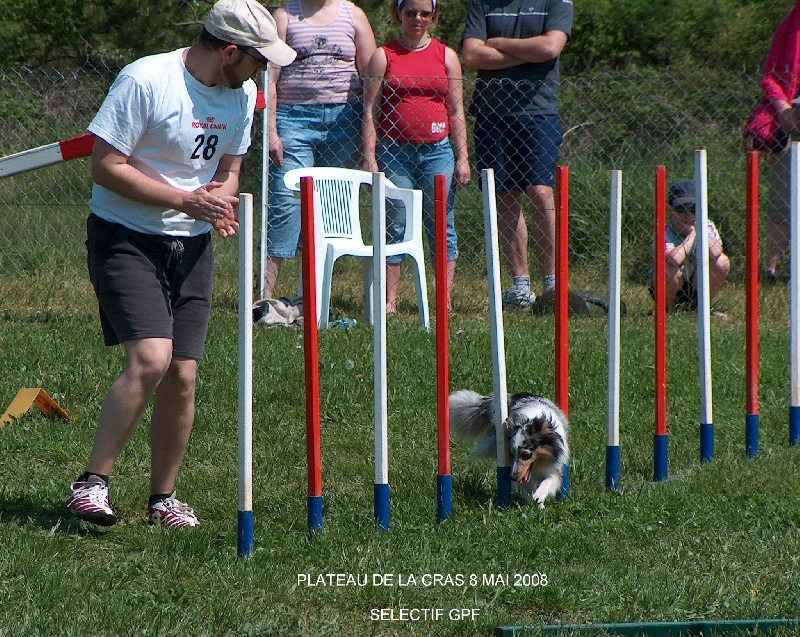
[277,0,361,104]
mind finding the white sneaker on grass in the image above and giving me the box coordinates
[66,476,117,526]
[502,287,536,310]
[148,493,200,529]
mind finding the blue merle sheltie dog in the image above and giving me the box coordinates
[449,390,570,508]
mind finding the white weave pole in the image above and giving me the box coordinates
[238,193,254,557]
[790,142,800,445]
[606,171,622,490]
[372,172,390,530]
[481,169,511,507]
[694,150,713,462]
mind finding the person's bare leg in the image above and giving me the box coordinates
[264,256,284,299]
[527,184,556,287]
[149,357,198,495]
[664,265,684,313]
[446,260,456,312]
[386,263,402,314]
[766,219,789,276]
[85,338,173,477]
[496,190,529,278]
[709,253,731,302]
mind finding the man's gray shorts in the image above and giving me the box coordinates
[86,214,213,360]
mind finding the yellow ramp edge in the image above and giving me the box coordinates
[1,388,69,427]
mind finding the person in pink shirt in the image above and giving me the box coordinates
[744,1,800,283]
[264,0,376,299]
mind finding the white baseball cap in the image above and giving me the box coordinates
[205,0,296,67]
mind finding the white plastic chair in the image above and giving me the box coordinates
[283,167,429,329]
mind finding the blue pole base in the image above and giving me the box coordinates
[436,474,452,523]
[654,433,668,482]
[557,463,570,501]
[791,406,800,446]
[374,483,389,531]
[497,466,512,508]
[307,495,323,540]
[746,414,759,458]
[237,510,254,558]
[700,422,713,463]
[605,445,620,491]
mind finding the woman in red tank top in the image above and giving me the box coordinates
[362,0,470,314]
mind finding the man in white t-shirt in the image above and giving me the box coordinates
[66,0,295,529]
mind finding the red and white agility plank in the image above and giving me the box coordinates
[0,133,96,179]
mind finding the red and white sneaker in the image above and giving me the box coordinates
[66,476,117,526]
[148,493,200,529]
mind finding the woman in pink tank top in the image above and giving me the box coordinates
[263,0,376,299]
[362,0,470,314]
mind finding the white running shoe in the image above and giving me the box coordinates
[148,493,201,529]
[66,476,117,526]
[502,287,537,310]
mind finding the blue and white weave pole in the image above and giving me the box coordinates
[373,173,390,531]
[238,193,254,558]
[482,169,512,507]
[694,151,714,462]
[790,143,800,446]
[606,171,622,490]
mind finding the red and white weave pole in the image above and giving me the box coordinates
[0,133,96,179]
[0,88,265,182]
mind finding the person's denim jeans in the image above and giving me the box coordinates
[376,137,458,265]
[267,102,362,257]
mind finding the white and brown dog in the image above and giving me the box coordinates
[449,390,569,509]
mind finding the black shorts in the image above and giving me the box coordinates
[648,278,697,310]
[86,214,213,360]
[474,113,562,192]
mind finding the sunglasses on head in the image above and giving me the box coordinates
[403,9,433,18]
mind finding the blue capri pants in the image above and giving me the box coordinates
[376,137,458,265]
[267,102,362,258]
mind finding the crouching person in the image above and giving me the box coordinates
[649,180,731,319]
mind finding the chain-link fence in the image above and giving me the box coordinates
[0,64,775,314]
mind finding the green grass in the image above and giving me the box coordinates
[1,274,799,637]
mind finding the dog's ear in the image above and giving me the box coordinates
[525,416,544,434]
[535,414,559,433]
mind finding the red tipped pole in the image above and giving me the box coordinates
[434,175,452,522]
[746,151,760,458]
[654,166,668,481]
[300,176,323,536]
[0,133,95,179]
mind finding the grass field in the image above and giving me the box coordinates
[1,267,800,637]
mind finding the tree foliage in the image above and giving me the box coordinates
[0,0,796,71]
[564,0,795,73]
[0,0,213,68]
